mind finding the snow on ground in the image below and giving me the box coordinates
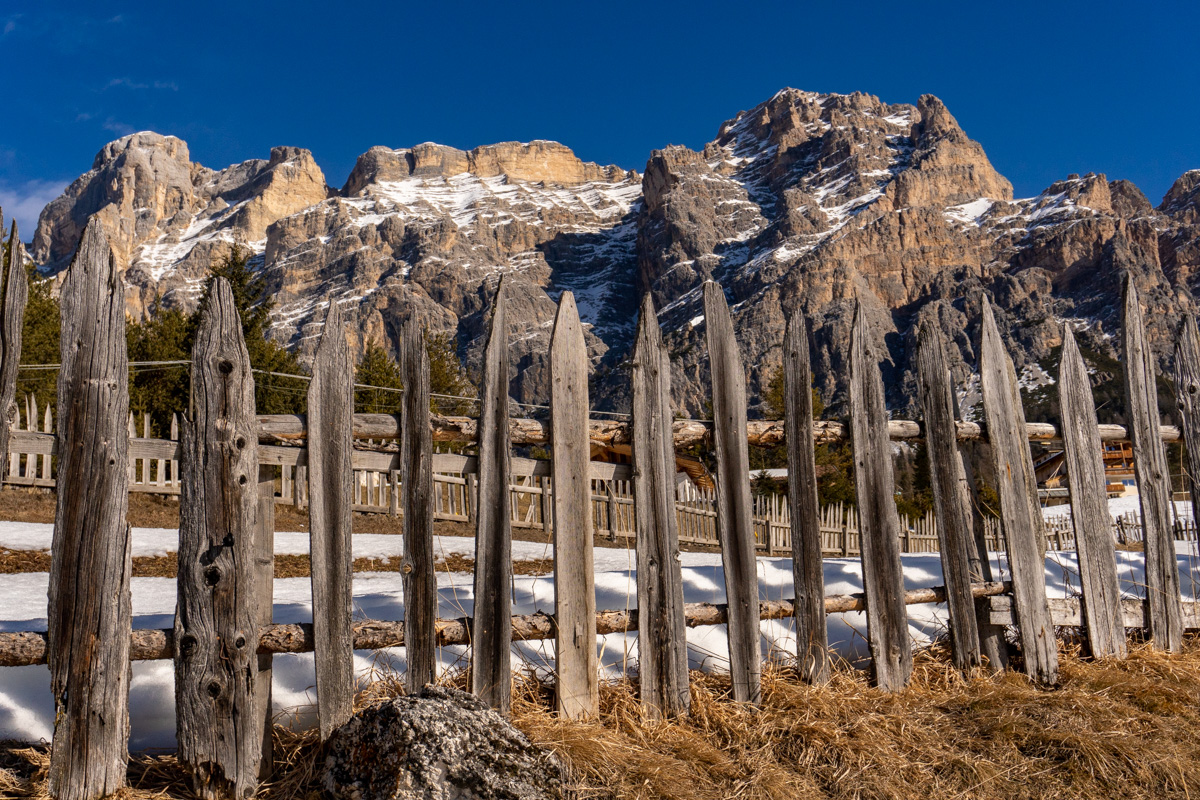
[2,521,1199,750]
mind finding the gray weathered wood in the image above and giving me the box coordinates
[630,293,690,718]
[307,303,354,738]
[1058,326,1126,658]
[255,461,274,781]
[978,298,1058,684]
[703,281,762,704]
[176,277,263,799]
[916,320,982,672]
[1175,315,1200,558]
[548,292,598,718]
[0,221,28,478]
[848,301,913,690]
[1123,277,1183,651]
[400,316,437,692]
[958,442,1009,672]
[46,219,131,800]
[471,278,513,713]
[782,312,828,684]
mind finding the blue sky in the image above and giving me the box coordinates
[1,1,1197,239]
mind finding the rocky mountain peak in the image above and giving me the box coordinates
[1160,170,1200,224]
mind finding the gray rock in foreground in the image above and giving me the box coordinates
[324,686,564,800]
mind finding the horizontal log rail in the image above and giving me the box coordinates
[12,417,1181,455]
[0,582,1011,667]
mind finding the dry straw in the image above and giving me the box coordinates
[4,640,1200,799]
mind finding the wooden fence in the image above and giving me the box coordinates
[3,220,1200,799]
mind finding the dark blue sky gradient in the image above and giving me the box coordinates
[1,0,1197,236]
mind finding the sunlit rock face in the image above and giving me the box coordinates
[30,92,1200,413]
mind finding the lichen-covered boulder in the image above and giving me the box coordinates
[323,686,564,800]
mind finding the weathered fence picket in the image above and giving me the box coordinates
[471,279,514,714]
[916,320,981,672]
[631,293,690,719]
[0,221,27,477]
[1175,315,1200,543]
[1058,326,1125,658]
[549,292,598,718]
[176,277,264,799]
[400,316,437,693]
[848,302,912,690]
[703,281,762,704]
[783,312,828,684]
[307,303,355,738]
[1122,277,1183,651]
[979,298,1058,685]
[46,220,131,800]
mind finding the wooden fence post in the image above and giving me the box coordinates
[630,293,690,718]
[848,301,912,690]
[46,219,131,800]
[957,442,1009,672]
[979,298,1058,684]
[400,316,437,693]
[255,463,274,781]
[176,277,263,799]
[471,278,513,713]
[703,281,762,704]
[307,303,354,738]
[1175,315,1200,553]
[549,292,598,718]
[0,221,28,477]
[1058,326,1126,658]
[1122,276,1183,651]
[783,312,829,684]
[916,319,982,672]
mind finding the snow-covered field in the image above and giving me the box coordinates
[2,516,1199,750]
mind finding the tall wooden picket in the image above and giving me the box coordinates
[1122,277,1182,651]
[400,316,437,692]
[0,221,28,476]
[916,320,981,672]
[630,293,690,718]
[1175,316,1200,547]
[703,281,761,704]
[307,303,354,738]
[471,279,513,713]
[978,298,1058,684]
[176,277,263,799]
[1058,326,1126,658]
[848,302,912,690]
[782,312,828,684]
[46,219,131,800]
[549,292,598,718]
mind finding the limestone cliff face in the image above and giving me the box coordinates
[27,90,1200,416]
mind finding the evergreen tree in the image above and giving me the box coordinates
[425,330,475,414]
[354,341,403,413]
[15,259,61,408]
[126,301,193,434]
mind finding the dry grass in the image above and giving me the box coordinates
[5,641,1200,798]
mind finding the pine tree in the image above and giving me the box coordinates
[354,342,404,414]
[425,330,475,414]
[15,259,61,408]
[126,301,193,433]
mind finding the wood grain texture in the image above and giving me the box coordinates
[46,219,131,800]
[471,278,513,714]
[549,292,598,718]
[255,462,274,781]
[306,303,354,738]
[176,277,263,799]
[703,281,762,704]
[848,302,912,690]
[979,298,1058,684]
[916,320,981,672]
[1058,326,1126,658]
[1175,316,1200,565]
[400,316,437,692]
[1123,276,1183,651]
[0,222,27,478]
[630,293,690,719]
[782,312,828,684]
